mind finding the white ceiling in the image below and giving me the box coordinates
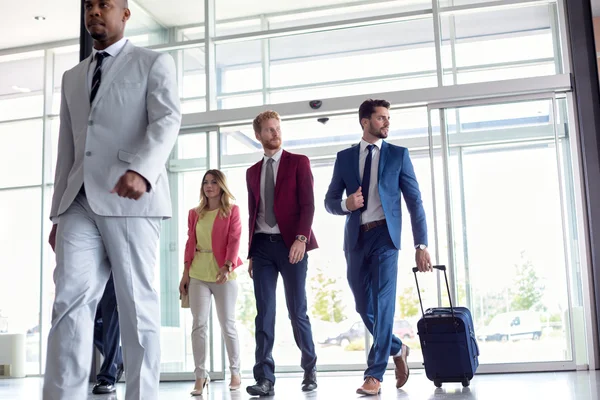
[0,0,429,50]
[0,0,598,51]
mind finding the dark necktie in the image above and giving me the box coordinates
[90,52,109,104]
[361,144,374,213]
[264,158,276,227]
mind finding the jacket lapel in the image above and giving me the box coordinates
[252,161,262,205]
[378,140,388,181]
[79,55,93,115]
[352,143,361,185]
[90,41,134,110]
[275,150,289,198]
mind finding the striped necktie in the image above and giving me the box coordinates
[90,52,109,104]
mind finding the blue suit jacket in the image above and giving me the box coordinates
[324,141,428,253]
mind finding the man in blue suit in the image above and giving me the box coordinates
[325,99,432,395]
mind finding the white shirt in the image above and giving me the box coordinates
[88,37,128,92]
[255,148,283,234]
[341,139,385,224]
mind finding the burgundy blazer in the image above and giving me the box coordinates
[246,150,318,254]
[184,205,243,271]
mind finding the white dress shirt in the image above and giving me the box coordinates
[255,148,283,234]
[88,37,128,92]
[341,139,386,224]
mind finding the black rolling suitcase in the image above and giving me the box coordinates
[413,265,480,388]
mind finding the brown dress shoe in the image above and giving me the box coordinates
[393,344,411,388]
[356,376,381,395]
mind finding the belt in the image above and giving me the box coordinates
[196,249,213,253]
[255,233,283,242]
[360,219,387,232]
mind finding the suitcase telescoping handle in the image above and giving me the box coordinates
[412,265,455,320]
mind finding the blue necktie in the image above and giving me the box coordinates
[361,144,374,213]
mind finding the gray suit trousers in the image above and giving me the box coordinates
[43,193,161,400]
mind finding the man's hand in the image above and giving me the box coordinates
[416,248,433,272]
[49,224,58,253]
[111,170,148,200]
[289,240,306,264]
[346,186,364,211]
[248,258,253,279]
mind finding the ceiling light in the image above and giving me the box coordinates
[12,85,31,93]
[34,16,46,21]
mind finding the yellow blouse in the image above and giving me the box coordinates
[189,209,237,282]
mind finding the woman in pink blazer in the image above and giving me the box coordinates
[179,169,243,396]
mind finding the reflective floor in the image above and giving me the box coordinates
[0,370,598,399]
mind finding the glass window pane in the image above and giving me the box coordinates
[270,18,436,89]
[0,51,44,121]
[177,132,207,159]
[0,188,42,375]
[123,1,176,46]
[217,41,263,94]
[443,99,572,363]
[441,4,558,85]
[220,107,429,158]
[181,48,207,100]
[0,119,43,188]
[216,0,432,35]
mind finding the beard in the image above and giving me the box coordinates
[90,31,108,41]
[262,137,281,150]
[369,124,388,139]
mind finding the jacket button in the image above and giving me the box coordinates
[85,151,92,156]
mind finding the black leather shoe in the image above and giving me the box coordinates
[92,380,116,394]
[301,370,317,392]
[246,378,275,396]
[115,364,124,383]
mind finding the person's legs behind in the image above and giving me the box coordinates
[93,273,124,394]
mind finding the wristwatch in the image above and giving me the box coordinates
[296,235,307,243]
[415,244,427,250]
[225,263,233,272]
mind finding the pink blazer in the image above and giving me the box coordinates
[184,205,243,271]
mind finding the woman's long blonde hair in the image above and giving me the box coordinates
[194,169,235,218]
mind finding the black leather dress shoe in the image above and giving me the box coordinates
[92,380,116,394]
[301,370,317,392]
[246,378,275,396]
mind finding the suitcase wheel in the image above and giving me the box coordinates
[462,379,470,387]
[434,380,442,388]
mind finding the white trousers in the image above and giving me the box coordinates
[189,277,240,379]
[43,194,162,400]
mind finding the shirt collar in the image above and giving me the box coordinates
[92,37,128,60]
[360,138,382,152]
[263,148,283,164]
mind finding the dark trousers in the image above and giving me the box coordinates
[93,273,123,384]
[345,225,402,381]
[251,233,317,384]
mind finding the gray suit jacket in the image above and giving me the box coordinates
[50,40,181,220]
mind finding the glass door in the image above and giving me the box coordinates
[427,96,578,367]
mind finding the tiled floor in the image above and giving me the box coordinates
[0,370,598,399]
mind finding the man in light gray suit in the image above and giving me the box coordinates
[43,0,181,399]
